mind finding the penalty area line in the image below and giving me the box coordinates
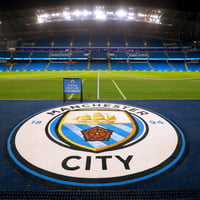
[111,79,127,100]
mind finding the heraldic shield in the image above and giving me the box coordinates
[57,110,137,152]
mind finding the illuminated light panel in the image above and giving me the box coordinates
[94,10,107,20]
[36,6,162,24]
[115,9,127,17]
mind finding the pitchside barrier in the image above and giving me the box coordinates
[63,78,83,101]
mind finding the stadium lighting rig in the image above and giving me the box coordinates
[36,6,162,24]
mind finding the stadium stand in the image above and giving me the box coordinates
[187,63,200,71]
[23,61,48,71]
[144,37,164,47]
[149,52,168,59]
[31,52,49,59]
[131,62,153,71]
[0,51,10,59]
[70,51,89,59]
[72,35,90,47]
[110,51,128,59]
[91,51,108,59]
[128,51,148,59]
[110,61,131,70]
[150,61,175,71]
[13,51,31,59]
[0,63,10,71]
[50,52,71,59]
[126,35,144,47]
[168,51,185,59]
[11,61,29,71]
[45,62,68,71]
[90,35,108,47]
[68,61,88,70]
[187,51,200,58]
[0,35,199,72]
[35,37,53,47]
[53,36,72,47]
[17,39,35,47]
[108,35,126,47]
[169,61,187,71]
[90,61,109,70]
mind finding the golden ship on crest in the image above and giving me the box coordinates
[73,112,116,124]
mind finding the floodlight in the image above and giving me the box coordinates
[82,10,91,17]
[107,11,114,15]
[137,13,146,17]
[155,19,160,24]
[35,5,162,24]
[63,11,71,20]
[37,17,44,24]
[94,10,106,20]
[37,13,49,23]
[51,13,60,17]
[72,10,82,17]
[115,9,127,18]
[128,12,135,16]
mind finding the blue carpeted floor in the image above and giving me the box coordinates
[0,100,199,199]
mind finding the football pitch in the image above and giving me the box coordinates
[0,70,199,100]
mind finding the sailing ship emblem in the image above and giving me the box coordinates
[57,110,137,152]
[72,112,116,124]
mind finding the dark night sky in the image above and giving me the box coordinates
[0,0,199,12]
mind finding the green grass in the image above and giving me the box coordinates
[0,71,199,100]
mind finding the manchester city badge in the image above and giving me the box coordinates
[7,103,186,188]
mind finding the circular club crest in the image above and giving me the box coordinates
[7,103,186,188]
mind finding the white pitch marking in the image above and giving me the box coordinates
[111,79,127,100]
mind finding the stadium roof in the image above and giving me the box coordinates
[0,0,199,41]
[1,0,199,12]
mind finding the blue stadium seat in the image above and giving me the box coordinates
[13,51,31,59]
[0,51,10,59]
[187,63,200,71]
[46,62,68,71]
[90,61,109,70]
[109,35,126,47]
[187,51,200,58]
[68,61,88,70]
[54,36,72,47]
[0,63,10,71]
[90,35,108,47]
[144,37,164,47]
[149,52,168,59]
[126,36,144,47]
[168,52,185,58]
[23,61,48,71]
[72,35,89,47]
[11,61,29,71]
[110,61,131,70]
[35,37,53,47]
[91,51,108,59]
[170,61,186,71]
[31,52,49,59]
[131,62,152,71]
[150,61,175,71]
